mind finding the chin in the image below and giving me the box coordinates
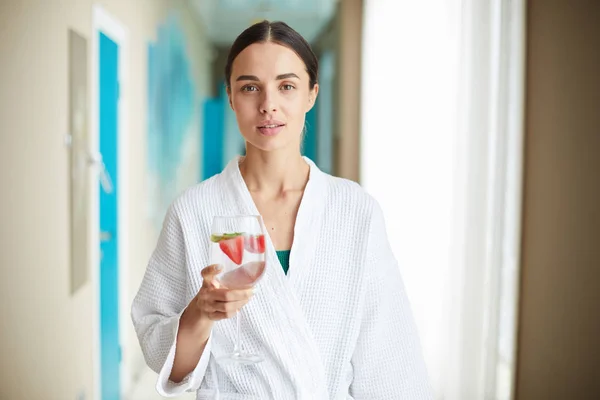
[244,135,296,153]
[247,140,285,153]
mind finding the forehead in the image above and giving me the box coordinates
[231,42,307,79]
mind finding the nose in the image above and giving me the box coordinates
[259,89,277,114]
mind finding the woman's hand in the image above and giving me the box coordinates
[172,264,253,383]
[181,264,254,333]
[195,264,255,321]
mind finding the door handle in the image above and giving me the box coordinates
[100,231,113,242]
[88,152,113,194]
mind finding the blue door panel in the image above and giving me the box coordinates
[99,31,120,400]
[304,106,317,161]
[202,99,224,180]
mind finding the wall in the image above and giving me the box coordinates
[0,0,213,398]
[146,3,214,231]
[336,0,362,182]
[516,1,600,399]
[311,13,339,176]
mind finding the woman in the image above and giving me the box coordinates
[132,20,433,399]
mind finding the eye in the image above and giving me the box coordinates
[241,85,258,92]
[281,84,295,91]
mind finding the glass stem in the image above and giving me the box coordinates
[233,312,241,355]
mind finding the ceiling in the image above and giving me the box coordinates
[189,0,339,46]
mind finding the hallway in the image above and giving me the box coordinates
[1,0,599,399]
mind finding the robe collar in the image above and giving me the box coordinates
[220,155,328,283]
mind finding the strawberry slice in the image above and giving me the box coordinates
[219,235,244,265]
[244,234,266,254]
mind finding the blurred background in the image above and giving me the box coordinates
[0,0,598,399]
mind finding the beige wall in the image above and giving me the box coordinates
[336,0,362,182]
[516,1,600,399]
[0,1,212,399]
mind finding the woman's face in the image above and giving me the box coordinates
[228,42,318,152]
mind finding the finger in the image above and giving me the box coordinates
[207,309,240,321]
[200,300,217,314]
[201,265,223,288]
[207,298,250,313]
[200,290,250,310]
[210,287,254,302]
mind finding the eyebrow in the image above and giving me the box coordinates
[235,73,300,82]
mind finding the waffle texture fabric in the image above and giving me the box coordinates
[131,156,433,399]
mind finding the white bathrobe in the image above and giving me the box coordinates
[131,156,433,400]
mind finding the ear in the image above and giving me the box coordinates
[306,83,319,112]
[226,86,234,111]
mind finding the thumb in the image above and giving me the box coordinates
[201,264,223,288]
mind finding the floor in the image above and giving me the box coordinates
[128,366,196,400]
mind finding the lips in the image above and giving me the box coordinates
[258,120,285,128]
[257,120,286,136]
[260,124,283,128]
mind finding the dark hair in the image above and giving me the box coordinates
[224,20,318,90]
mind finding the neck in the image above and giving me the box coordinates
[239,144,309,195]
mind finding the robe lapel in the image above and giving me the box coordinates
[286,157,328,285]
[210,156,329,398]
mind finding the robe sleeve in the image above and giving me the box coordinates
[350,200,434,399]
[130,202,212,396]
